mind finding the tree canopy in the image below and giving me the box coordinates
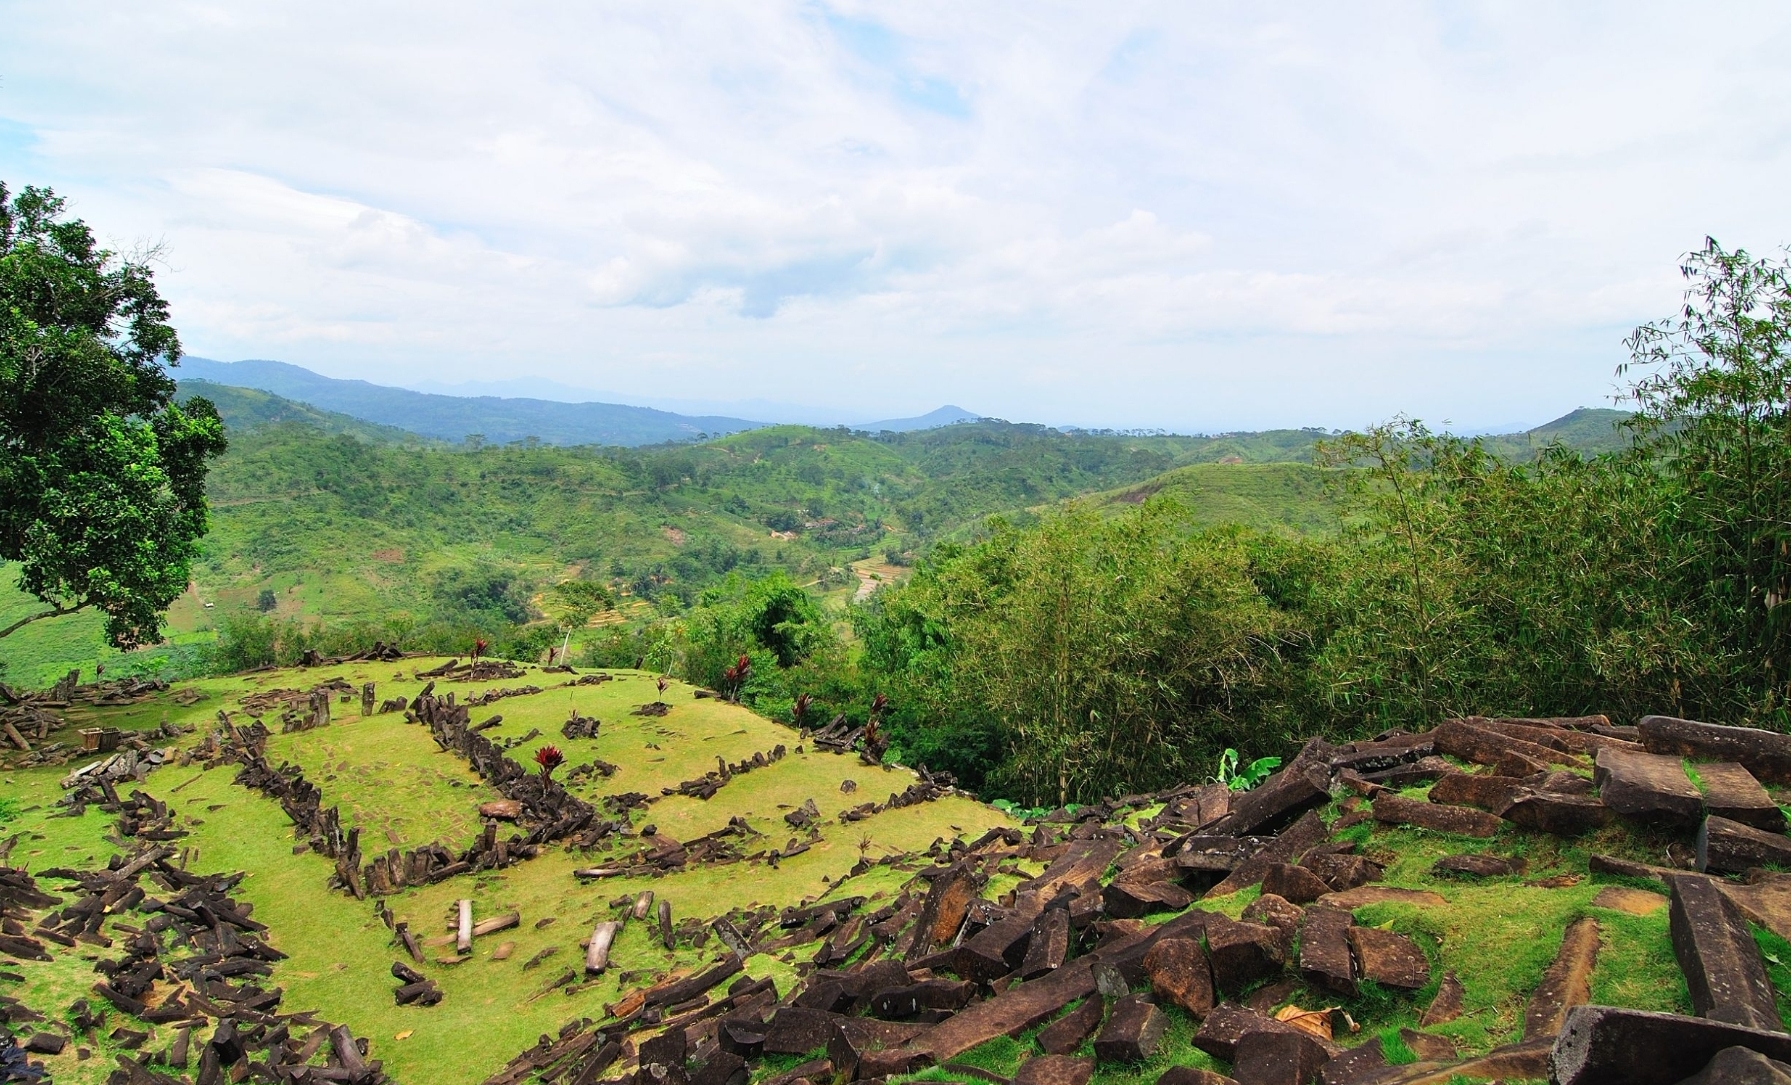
[0,183,225,648]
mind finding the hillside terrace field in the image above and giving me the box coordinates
[7,659,1791,1085]
[1,660,1008,1085]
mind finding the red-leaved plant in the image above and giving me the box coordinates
[534,744,564,781]
[721,655,752,701]
[791,692,812,727]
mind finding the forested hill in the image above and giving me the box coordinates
[2,382,1637,686]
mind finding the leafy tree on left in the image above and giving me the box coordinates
[0,183,226,649]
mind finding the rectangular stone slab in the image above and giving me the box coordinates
[1299,906,1355,996]
[1552,1005,1791,1085]
[1668,873,1783,1032]
[1192,1003,1338,1062]
[907,863,985,958]
[1015,839,1124,913]
[1523,916,1600,1039]
[1233,1028,1330,1085]
[1499,791,1610,835]
[1594,747,1703,824]
[1371,794,1502,838]
[1092,995,1167,1065]
[1348,926,1430,990]
[1717,873,1791,945]
[956,913,1034,982]
[1435,718,1571,773]
[1020,907,1071,980]
[1205,810,1328,899]
[1205,740,1334,838]
[1696,761,1787,831]
[910,957,1097,1061]
[1036,996,1105,1056]
[1640,716,1791,785]
[1426,772,1523,812]
[1697,815,1791,874]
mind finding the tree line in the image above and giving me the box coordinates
[646,240,1791,806]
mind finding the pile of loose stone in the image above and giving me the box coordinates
[476,713,1791,1085]
[0,789,390,1085]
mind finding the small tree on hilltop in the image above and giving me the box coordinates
[0,183,227,648]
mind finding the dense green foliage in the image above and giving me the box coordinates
[0,183,226,650]
[642,240,1791,805]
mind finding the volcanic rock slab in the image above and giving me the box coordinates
[1698,815,1791,874]
[1669,874,1783,1032]
[1014,1055,1095,1085]
[1037,996,1106,1056]
[1696,761,1787,831]
[1551,1005,1791,1085]
[1499,789,1610,834]
[1347,927,1430,990]
[1142,937,1215,1017]
[1639,715,1791,785]
[1298,906,1356,996]
[1371,794,1502,837]
[1594,747,1703,824]
[1093,995,1168,1064]
[1523,916,1601,1039]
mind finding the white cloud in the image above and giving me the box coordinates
[2,2,1789,429]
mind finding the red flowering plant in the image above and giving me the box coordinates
[534,744,565,781]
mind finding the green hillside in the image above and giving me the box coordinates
[178,379,438,446]
[0,399,1632,688]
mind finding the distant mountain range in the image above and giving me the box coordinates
[172,358,982,446]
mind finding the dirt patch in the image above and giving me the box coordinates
[371,548,406,563]
[1114,482,1165,505]
[662,526,686,545]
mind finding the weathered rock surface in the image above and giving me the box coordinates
[1299,906,1356,996]
[1143,937,1215,1017]
[1420,972,1465,1026]
[1094,995,1168,1065]
[1697,761,1787,831]
[1431,853,1526,878]
[1673,1045,1791,1085]
[1639,716,1791,785]
[1551,1005,1791,1085]
[1499,790,1610,834]
[1014,1055,1096,1085]
[1371,794,1502,837]
[1669,874,1783,1032]
[1595,747,1704,824]
[1232,1028,1330,1085]
[1348,927,1430,990]
[1698,815,1791,874]
[1036,996,1106,1056]
[1261,863,1332,905]
[1523,916,1601,1039]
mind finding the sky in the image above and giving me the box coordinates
[3,3,1790,432]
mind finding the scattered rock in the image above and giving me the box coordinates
[1420,971,1465,1026]
[1347,927,1429,990]
[1698,815,1791,874]
[1595,747,1704,825]
[1523,916,1600,1039]
[1669,874,1782,1032]
[1093,995,1167,1065]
